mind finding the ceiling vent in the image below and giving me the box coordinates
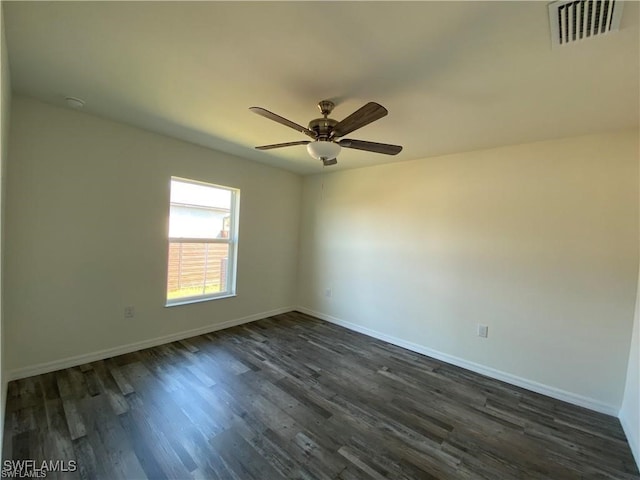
[548,0,624,46]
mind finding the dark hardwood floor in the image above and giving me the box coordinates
[2,311,638,479]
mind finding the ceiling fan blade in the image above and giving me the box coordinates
[339,139,403,155]
[250,107,317,139]
[331,102,388,138]
[255,140,310,150]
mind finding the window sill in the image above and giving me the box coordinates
[165,293,237,307]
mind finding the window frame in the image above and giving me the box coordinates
[165,177,240,307]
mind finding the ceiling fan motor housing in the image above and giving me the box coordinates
[308,117,338,140]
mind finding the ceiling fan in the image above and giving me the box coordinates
[250,100,403,166]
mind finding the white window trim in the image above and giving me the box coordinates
[165,292,237,307]
[165,177,240,307]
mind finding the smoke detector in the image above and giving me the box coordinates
[65,96,85,109]
[548,0,624,47]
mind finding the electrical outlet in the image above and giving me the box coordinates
[325,288,332,298]
[477,324,488,338]
[124,306,135,319]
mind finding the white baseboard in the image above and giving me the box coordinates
[7,306,295,381]
[296,306,619,416]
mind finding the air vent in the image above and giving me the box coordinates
[548,0,624,46]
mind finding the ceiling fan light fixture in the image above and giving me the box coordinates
[306,140,341,161]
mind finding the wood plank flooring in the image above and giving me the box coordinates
[2,311,638,479]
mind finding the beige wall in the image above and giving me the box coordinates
[0,4,11,451]
[4,96,301,372]
[298,130,639,412]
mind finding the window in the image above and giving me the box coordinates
[166,177,239,305]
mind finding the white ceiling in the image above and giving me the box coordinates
[3,1,639,175]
